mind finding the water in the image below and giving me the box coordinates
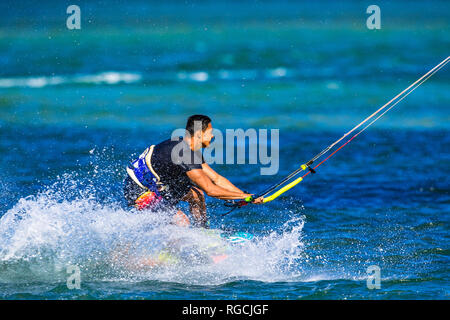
[0,0,449,299]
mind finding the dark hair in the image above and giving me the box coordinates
[185,115,211,136]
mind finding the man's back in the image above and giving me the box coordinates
[151,137,204,202]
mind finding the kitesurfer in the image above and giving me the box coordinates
[124,115,262,227]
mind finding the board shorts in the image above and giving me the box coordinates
[123,175,195,212]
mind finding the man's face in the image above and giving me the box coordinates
[201,123,214,148]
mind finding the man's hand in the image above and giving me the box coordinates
[252,196,264,204]
[243,194,264,204]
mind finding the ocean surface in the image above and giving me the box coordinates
[0,0,449,299]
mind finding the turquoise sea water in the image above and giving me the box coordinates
[0,0,449,299]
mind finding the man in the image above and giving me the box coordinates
[124,115,262,227]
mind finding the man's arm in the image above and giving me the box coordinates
[187,168,250,200]
[201,163,243,193]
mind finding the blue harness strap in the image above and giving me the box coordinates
[128,148,161,196]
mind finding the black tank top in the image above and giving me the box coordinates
[151,137,205,202]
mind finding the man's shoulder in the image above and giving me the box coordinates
[153,137,189,163]
[155,137,183,149]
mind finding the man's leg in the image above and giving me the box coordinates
[172,210,189,226]
[182,186,207,227]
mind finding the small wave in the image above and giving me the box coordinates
[0,67,296,88]
[0,71,142,88]
[0,172,307,286]
[176,71,209,82]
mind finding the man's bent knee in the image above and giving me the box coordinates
[183,187,205,204]
[173,210,190,227]
[191,187,205,201]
